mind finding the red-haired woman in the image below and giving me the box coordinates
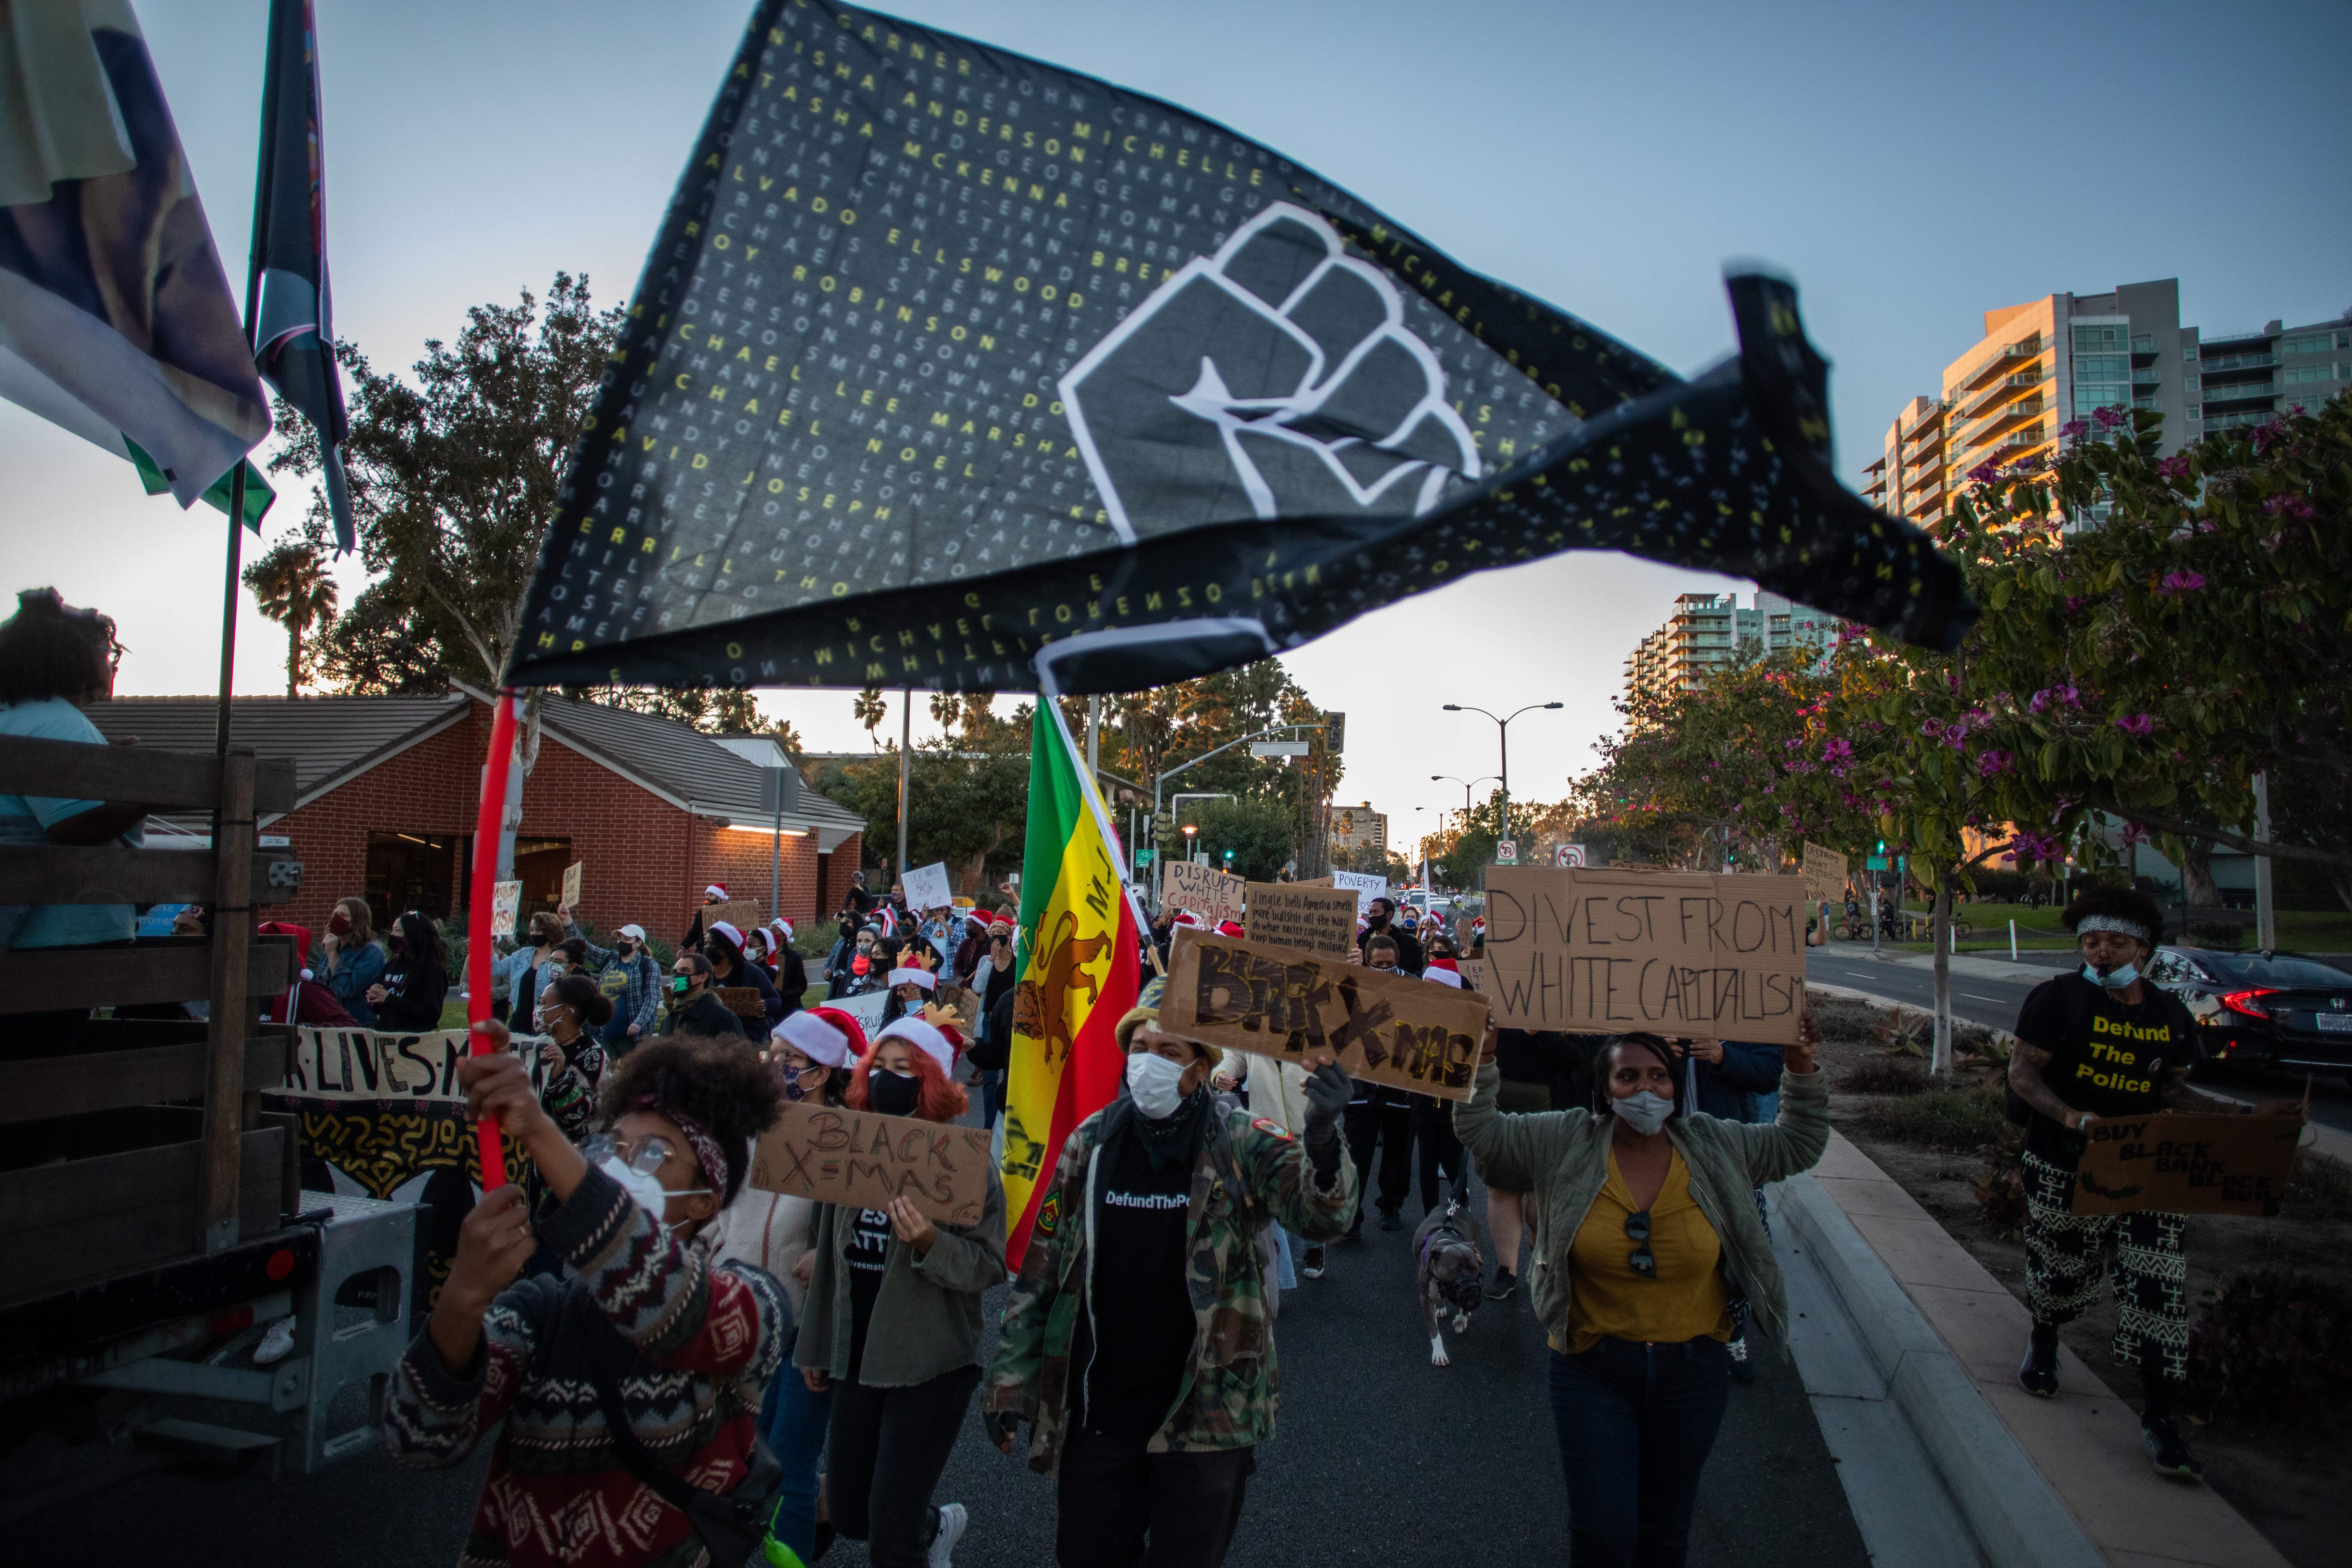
[797,1015,1005,1566]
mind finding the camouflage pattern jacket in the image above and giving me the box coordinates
[986,1095,1357,1471]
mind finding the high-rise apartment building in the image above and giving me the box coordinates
[1864,280,2352,531]
[1329,803,1388,856]
[1623,590,1834,720]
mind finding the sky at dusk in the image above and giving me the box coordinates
[7,0,2347,859]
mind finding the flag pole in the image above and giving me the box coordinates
[464,688,522,1189]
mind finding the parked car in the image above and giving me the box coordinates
[2146,946,2352,1080]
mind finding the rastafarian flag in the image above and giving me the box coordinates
[1000,698,1138,1270]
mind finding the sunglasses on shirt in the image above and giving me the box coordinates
[1625,1209,1657,1280]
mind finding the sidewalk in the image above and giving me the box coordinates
[1801,1131,2290,1568]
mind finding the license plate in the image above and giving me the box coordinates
[2316,1013,2352,1033]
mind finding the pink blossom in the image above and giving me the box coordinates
[2064,596,2087,613]
[2115,713,2156,737]
[1967,462,2001,486]
[2266,493,2316,520]
[2155,570,2207,596]
[2156,454,2192,482]
[1822,737,1854,765]
[2061,418,2089,441]
[1976,751,2014,778]
[2093,406,2124,430]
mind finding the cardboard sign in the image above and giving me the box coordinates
[703,898,761,937]
[1480,867,1809,1045]
[1161,859,1246,926]
[1330,869,1388,914]
[1458,959,1486,993]
[748,1100,994,1225]
[274,1027,555,1102]
[2071,1112,2306,1217]
[831,987,891,1036]
[719,985,768,1020]
[561,860,583,910]
[1161,929,1492,1102]
[902,860,954,912]
[1243,882,1359,959]
[491,881,522,938]
[1801,844,1848,907]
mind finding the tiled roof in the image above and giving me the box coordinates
[84,694,470,818]
[520,689,864,835]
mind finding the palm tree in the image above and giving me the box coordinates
[929,689,963,732]
[852,686,888,745]
[242,541,338,696]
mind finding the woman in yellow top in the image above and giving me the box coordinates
[1454,1020,1827,1567]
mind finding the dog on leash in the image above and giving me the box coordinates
[1413,1195,1485,1366]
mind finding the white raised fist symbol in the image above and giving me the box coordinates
[1062,202,1482,546]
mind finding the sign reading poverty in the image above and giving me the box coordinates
[499,1,1969,703]
[1161,860,1246,926]
[1162,928,1490,1102]
[749,1101,994,1225]
[1481,867,1810,1045]
[2070,1112,2306,1218]
[1330,870,1388,915]
[1243,881,1358,958]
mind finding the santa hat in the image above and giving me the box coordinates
[1423,956,1465,988]
[966,909,991,929]
[988,917,1015,934]
[875,1015,957,1076]
[887,965,937,992]
[770,916,795,943]
[1214,920,1245,938]
[774,1005,864,1067]
[708,920,744,951]
[705,883,728,901]
[1170,910,1203,929]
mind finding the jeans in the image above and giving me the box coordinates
[826,1363,982,1567]
[598,1013,642,1056]
[1409,1096,1465,1213]
[1055,1425,1255,1567]
[981,1068,1006,1129]
[1546,1338,1731,1567]
[759,1332,832,1566]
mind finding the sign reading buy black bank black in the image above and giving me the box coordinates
[506,0,1971,697]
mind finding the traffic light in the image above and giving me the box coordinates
[1876,840,1887,853]
[1324,712,1345,753]
[1222,848,1234,864]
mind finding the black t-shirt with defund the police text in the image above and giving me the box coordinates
[1069,1128,1197,1442]
[2014,973,2197,1169]
[843,1206,894,1382]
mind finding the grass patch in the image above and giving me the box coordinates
[2287,1152,2352,1224]
[2184,1270,2352,1432]
[1856,1083,2015,1152]
[1837,1056,1932,1096]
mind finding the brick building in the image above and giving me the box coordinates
[88,687,866,941]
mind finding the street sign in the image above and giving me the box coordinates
[1495,840,1519,865]
[1136,846,1154,868]
[1250,740,1311,757]
[1555,843,1586,868]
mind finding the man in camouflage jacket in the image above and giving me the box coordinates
[986,982,1357,1564]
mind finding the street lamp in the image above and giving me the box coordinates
[1441,702,1562,844]
[1182,822,1198,863]
[1430,774,1501,823]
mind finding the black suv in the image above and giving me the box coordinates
[2146,946,2352,1080]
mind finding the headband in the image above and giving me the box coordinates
[2076,915,2151,942]
[632,1098,732,1203]
[775,1008,852,1066]
[888,966,936,991]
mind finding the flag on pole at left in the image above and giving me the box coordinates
[0,0,271,518]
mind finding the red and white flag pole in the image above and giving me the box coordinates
[464,687,525,1189]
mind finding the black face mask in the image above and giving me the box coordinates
[868,1068,922,1117]
[1368,912,1390,930]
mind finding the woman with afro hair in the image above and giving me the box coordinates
[797,1014,1003,1566]
[385,1027,792,1567]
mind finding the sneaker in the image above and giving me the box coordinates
[1378,1206,1402,1233]
[1301,1246,1326,1280]
[928,1501,968,1566]
[1728,1335,1756,1384]
[1487,1267,1517,1301]
[2018,1337,2059,1399]
[1340,1218,1363,1244]
[2141,1416,2204,1482]
[252,1316,298,1366]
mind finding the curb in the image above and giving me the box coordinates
[1778,1173,2109,1568]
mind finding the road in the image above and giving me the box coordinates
[8,1158,1872,1567]
[1805,946,2352,1136]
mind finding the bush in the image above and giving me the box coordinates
[1973,1141,2028,1236]
[1837,1056,1931,1096]
[1857,1085,2014,1151]
[2182,1270,2352,1431]
[2287,1152,2352,1224]
[2186,922,2248,950]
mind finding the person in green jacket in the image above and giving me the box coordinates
[1454,1011,1827,1568]
[984,978,1358,1568]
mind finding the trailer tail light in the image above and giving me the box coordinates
[207,1304,254,1338]
[2220,988,2280,1020]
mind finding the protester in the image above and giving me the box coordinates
[664,951,744,1038]
[531,971,613,1144]
[829,924,883,1000]
[986,978,1357,1566]
[1455,1016,1827,1566]
[256,921,359,1028]
[797,1015,1005,1567]
[965,921,1019,1128]
[1672,1035,1786,1383]
[384,1029,789,1568]
[841,869,878,917]
[1358,897,1424,972]
[706,919,784,1031]
[369,912,450,1030]
[951,910,993,987]
[493,910,569,1031]
[317,896,385,1026]
[1408,955,1471,1216]
[1345,934,1415,1234]
[678,881,732,953]
[878,959,936,1028]
[1485,1023,1595,1299]
[2006,884,2300,1479]
[743,1004,869,1566]
[768,917,809,1020]
[588,922,663,1055]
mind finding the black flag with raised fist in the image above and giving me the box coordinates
[507,0,1971,696]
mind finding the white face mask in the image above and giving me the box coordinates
[2085,961,2140,990]
[1609,1090,1675,1136]
[1126,1050,1190,1120]
[597,1155,711,1232]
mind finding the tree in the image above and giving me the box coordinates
[1183,796,1295,882]
[852,686,889,743]
[276,273,622,693]
[575,686,772,736]
[811,706,1031,892]
[241,539,337,696]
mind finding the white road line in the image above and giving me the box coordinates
[1960,993,2005,1003]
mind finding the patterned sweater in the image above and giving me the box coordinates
[385,1165,789,1567]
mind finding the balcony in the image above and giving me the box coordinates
[2204,409,2276,433]
[2199,350,2276,373]
[2132,365,2162,386]
[1955,369,2048,421]
[1957,336,2046,392]
[1952,396,2045,451]
[2202,379,2277,404]
[1991,423,2047,458]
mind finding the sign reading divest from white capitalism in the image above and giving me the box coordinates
[1482,867,1809,1045]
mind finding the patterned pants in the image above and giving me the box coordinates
[2020,1151,2190,1382]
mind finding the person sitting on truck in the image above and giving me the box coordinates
[369,911,450,1031]
[386,1029,790,1568]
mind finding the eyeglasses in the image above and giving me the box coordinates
[1625,1210,1657,1280]
[583,1132,678,1176]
